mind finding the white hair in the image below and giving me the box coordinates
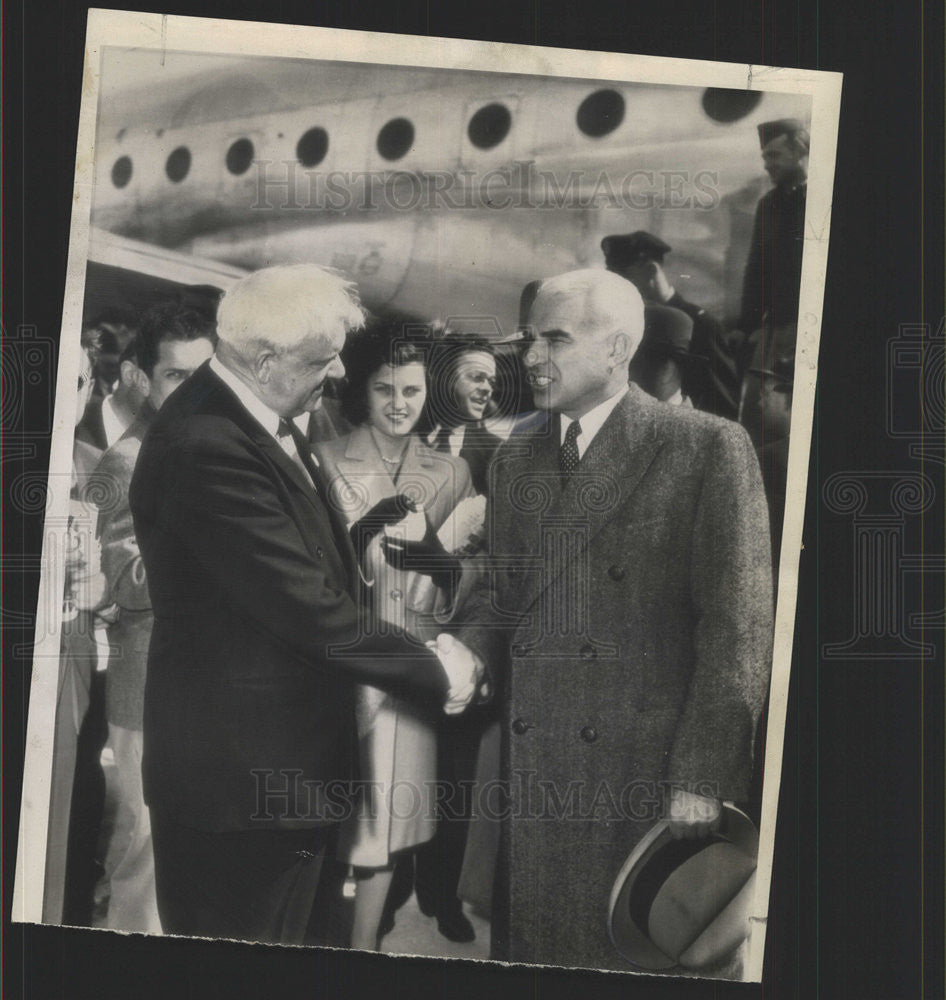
[216,264,365,356]
[532,268,645,350]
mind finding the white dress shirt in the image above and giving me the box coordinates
[559,386,628,460]
[209,355,318,472]
[100,394,129,448]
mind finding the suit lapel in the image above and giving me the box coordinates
[514,388,665,615]
[194,364,359,588]
[252,423,326,516]
[333,427,398,518]
[396,438,444,513]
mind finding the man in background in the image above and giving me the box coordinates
[43,332,110,924]
[740,118,809,343]
[628,304,706,407]
[91,303,217,932]
[602,230,739,419]
[76,337,147,452]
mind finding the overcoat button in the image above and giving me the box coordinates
[390,589,403,601]
[580,644,596,660]
[511,718,532,735]
[512,643,532,657]
[580,726,598,743]
[607,565,625,581]
[316,546,324,558]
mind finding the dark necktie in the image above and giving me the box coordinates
[434,425,454,454]
[276,418,294,441]
[560,420,582,477]
[278,418,320,491]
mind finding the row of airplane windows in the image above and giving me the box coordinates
[108,86,761,189]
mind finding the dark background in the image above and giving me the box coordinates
[4,2,943,998]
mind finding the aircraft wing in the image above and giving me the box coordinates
[82,227,248,321]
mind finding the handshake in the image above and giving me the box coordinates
[427,633,484,715]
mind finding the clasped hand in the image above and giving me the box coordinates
[426,633,482,715]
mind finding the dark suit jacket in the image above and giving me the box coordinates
[129,362,448,832]
[458,424,504,497]
[667,292,740,420]
[740,181,807,334]
[458,385,773,970]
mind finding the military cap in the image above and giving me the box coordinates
[601,231,672,268]
[757,118,810,152]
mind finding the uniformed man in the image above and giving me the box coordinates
[739,118,809,342]
[602,231,739,419]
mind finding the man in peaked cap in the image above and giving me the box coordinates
[629,304,703,407]
[602,231,740,420]
[739,118,810,342]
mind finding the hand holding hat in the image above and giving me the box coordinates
[608,803,759,973]
[667,787,723,840]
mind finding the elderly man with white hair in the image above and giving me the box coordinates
[452,269,773,972]
[129,265,476,944]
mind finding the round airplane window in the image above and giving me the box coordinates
[576,89,625,138]
[297,127,329,167]
[165,146,191,183]
[377,118,415,161]
[702,88,763,123]
[111,156,132,188]
[226,138,255,175]
[468,103,512,149]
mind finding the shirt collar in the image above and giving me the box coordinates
[100,393,128,448]
[209,355,282,439]
[560,385,628,458]
[665,388,685,406]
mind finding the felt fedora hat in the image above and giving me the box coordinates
[607,803,759,971]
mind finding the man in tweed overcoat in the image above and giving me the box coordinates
[456,269,773,972]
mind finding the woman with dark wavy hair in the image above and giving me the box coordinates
[316,321,477,950]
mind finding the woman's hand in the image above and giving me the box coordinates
[381,519,461,592]
[349,494,416,558]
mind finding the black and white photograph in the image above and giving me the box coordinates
[11,3,896,989]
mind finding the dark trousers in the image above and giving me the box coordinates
[150,811,334,945]
[414,708,488,916]
[62,669,108,926]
